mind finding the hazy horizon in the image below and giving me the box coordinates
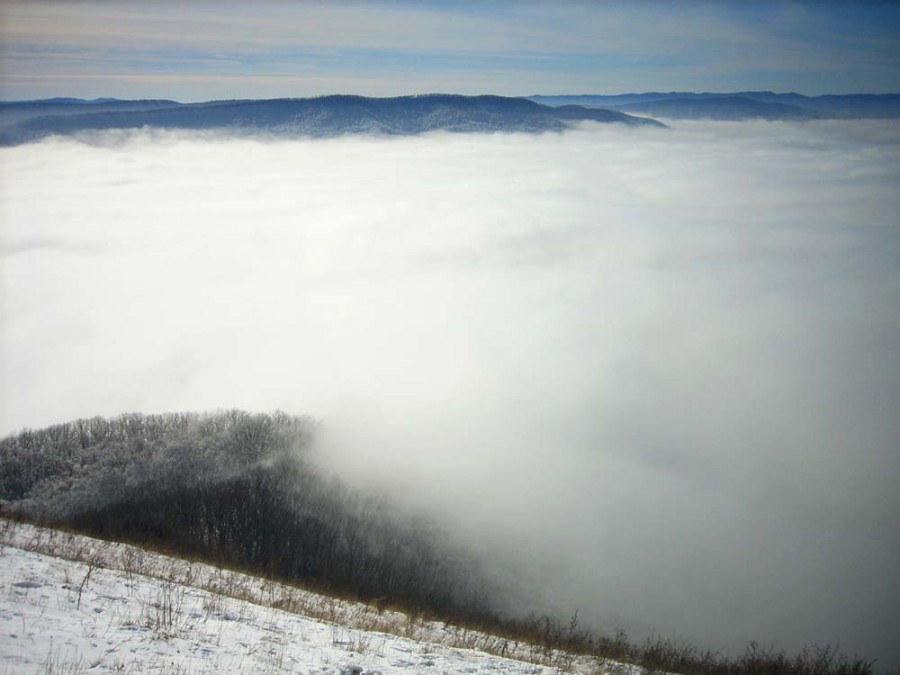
[5,90,900,104]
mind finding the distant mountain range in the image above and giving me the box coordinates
[529,92,900,121]
[0,95,664,146]
[3,92,893,145]
[0,98,183,127]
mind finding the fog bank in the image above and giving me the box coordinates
[2,121,899,668]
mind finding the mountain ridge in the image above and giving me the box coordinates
[0,94,664,145]
[613,95,828,121]
[529,92,900,120]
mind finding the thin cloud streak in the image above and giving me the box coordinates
[1,121,899,669]
[2,2,899,99]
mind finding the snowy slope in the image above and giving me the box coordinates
[0,520,619,674]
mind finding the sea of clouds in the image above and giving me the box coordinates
[2,120,899,668]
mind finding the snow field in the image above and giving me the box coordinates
[0,519,620,674]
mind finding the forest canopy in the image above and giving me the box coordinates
[0,410,493,622]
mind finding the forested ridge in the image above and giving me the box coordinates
[0,94,664,146]
[0,410,493,622]
[0,411,880,674]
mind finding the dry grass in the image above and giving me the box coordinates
[0,517,875,675]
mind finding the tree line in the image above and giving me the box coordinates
[0,410,492,622]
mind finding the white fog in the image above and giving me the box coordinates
[2,120,899,666]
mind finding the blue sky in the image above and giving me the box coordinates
[1,1,898,101]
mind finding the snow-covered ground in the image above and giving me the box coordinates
[0,519,618,674]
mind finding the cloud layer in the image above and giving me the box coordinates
[2,121,899,668]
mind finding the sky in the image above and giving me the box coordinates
[1,1,899,101]
[1,120,899,669]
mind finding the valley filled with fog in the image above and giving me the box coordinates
[2,120,899,667]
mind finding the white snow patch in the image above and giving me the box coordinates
[0,519,627,674]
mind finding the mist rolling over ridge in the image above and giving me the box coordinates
[2,120,899,669]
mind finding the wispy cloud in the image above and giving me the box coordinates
[1,1,898,99]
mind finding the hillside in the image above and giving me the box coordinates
[0,411,495,625]
[0,518,599,674]
[0,98,182,127]
[529,92,900,120]
[0,412,880,675]
[611,96,826,121]
[0,95,664,146]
